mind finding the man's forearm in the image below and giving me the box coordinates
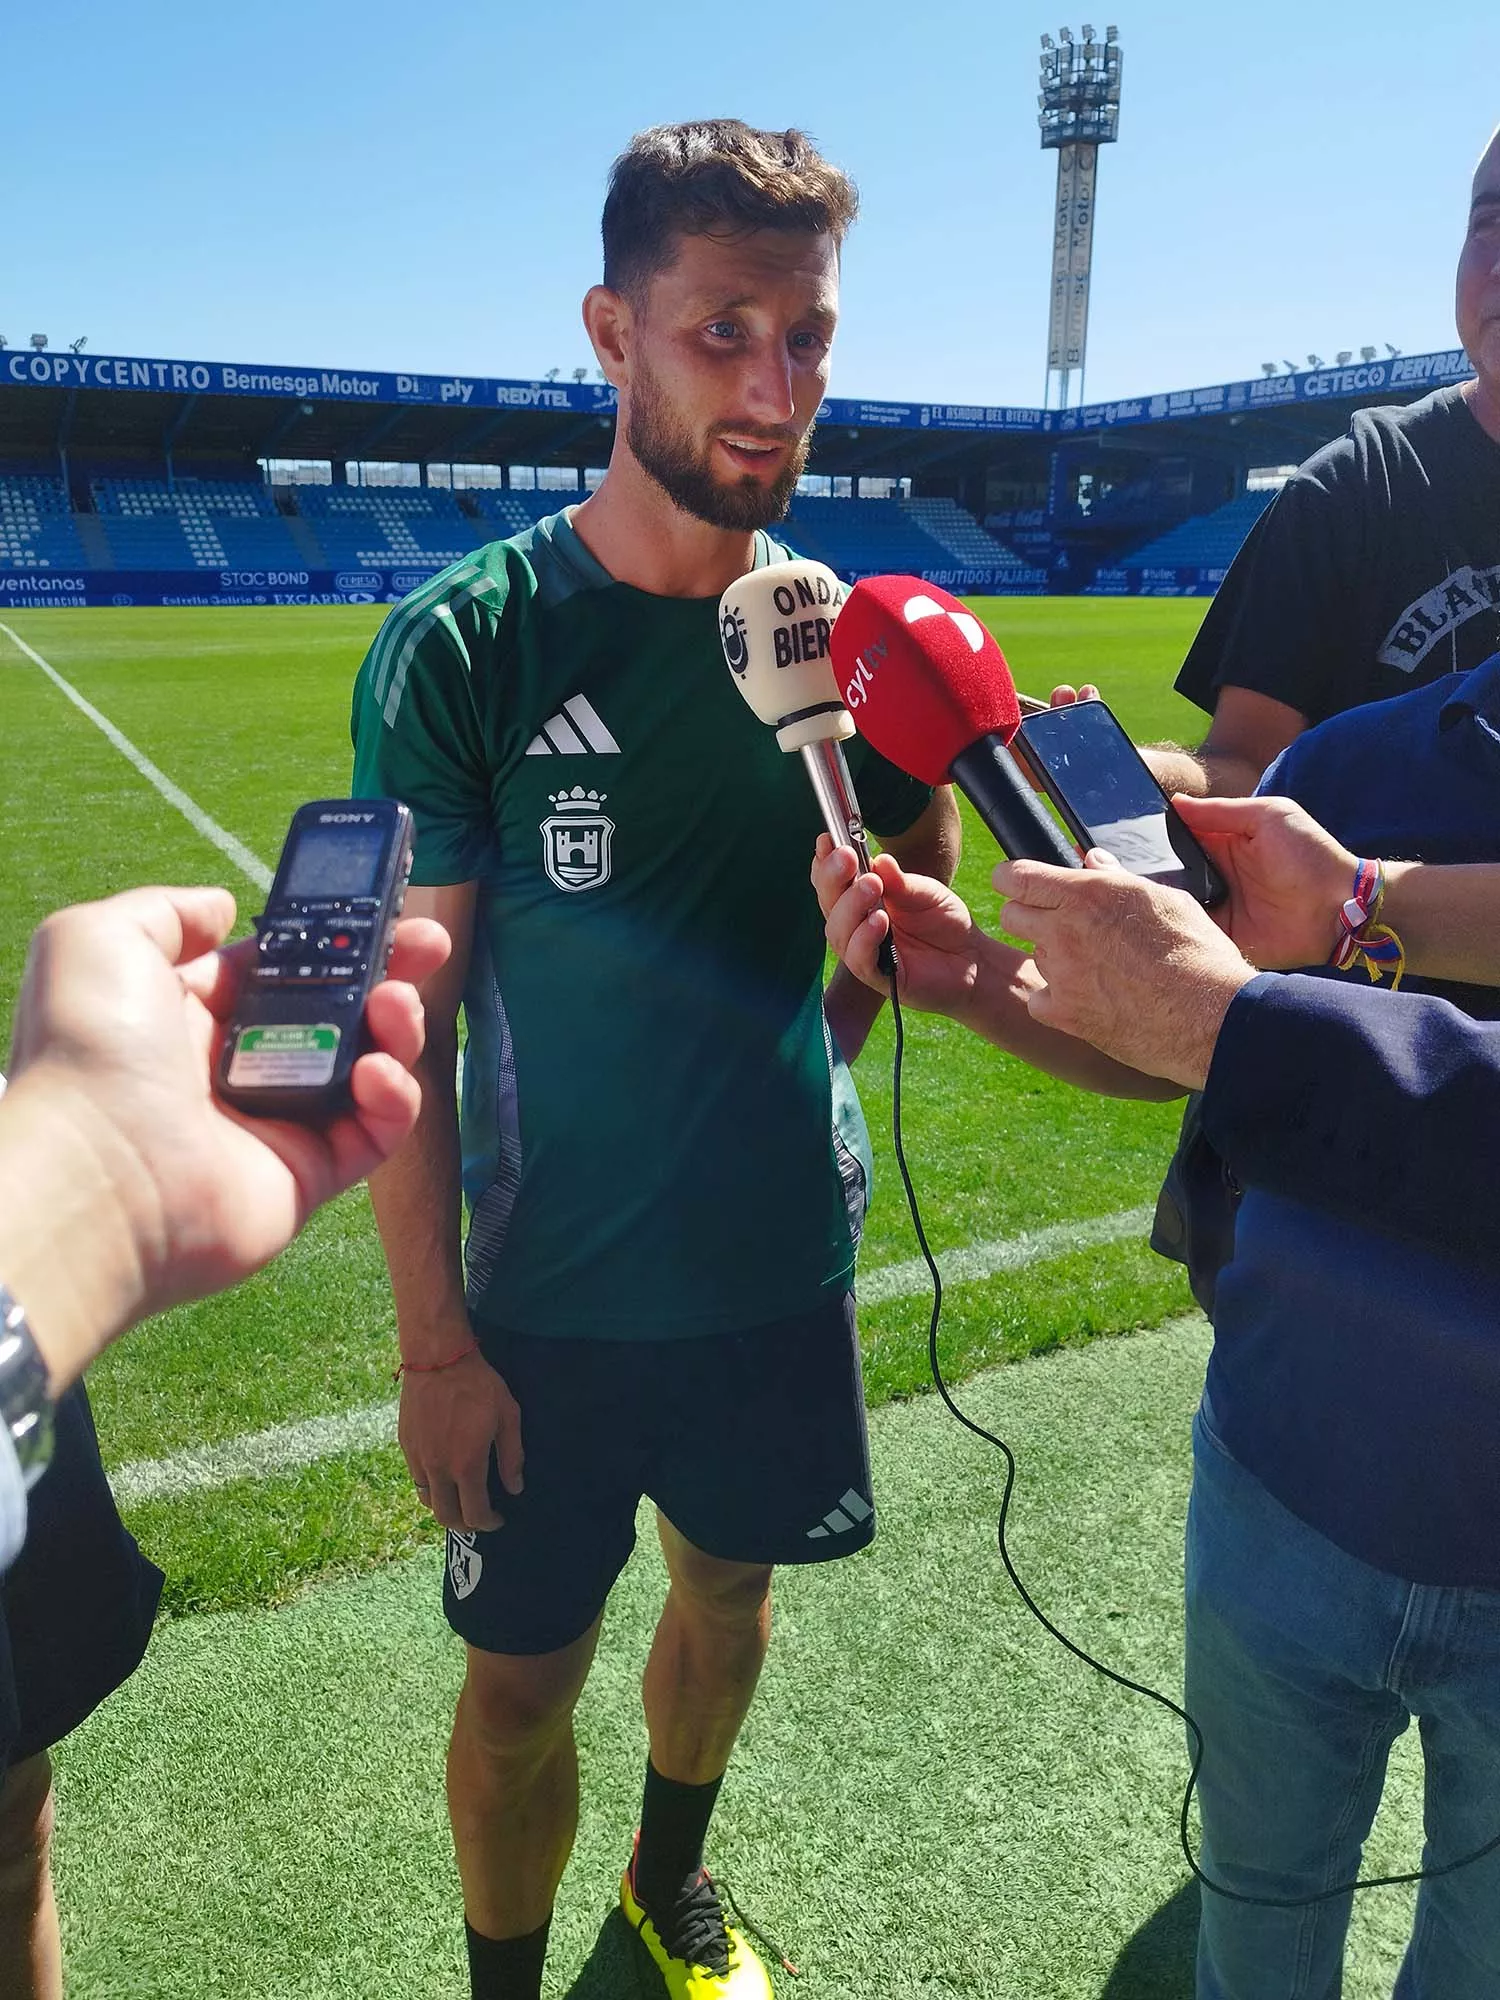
[828,789,963,1063]
[956,938,1183,1100]
[367,1023,471,1357]
[0,1071,150,1392]
[1141,744,1267,800]
[823,962,885,1064]
[1203,973,1500,1267]
[1380,863,1500,987]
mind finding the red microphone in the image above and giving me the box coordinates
[830,577,1080,868]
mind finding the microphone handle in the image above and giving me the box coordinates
[798,738,895,976]
[799,738,875,872]
[949,737,1082,869]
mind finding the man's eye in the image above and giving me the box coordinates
[706,321,739,339]
[791,331,829,354]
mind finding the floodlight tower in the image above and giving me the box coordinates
[1038,24,1122,410]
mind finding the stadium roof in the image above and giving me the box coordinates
[0,343,1474,479]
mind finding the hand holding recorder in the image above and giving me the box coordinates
[0,875,447,1397]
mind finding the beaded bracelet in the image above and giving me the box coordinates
[1328,858,1406,989]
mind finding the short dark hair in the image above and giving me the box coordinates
[602,120,858,297]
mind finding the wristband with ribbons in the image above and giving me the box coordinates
[1328,857,1406,989]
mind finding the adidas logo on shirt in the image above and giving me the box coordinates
[524,693,620,756]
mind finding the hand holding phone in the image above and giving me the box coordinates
[1010,701,1226,907]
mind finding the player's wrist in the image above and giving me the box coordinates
[395,1310,479,1370]
[1179,961,1260,1093]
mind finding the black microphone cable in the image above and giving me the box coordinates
[882,952,1500,1908]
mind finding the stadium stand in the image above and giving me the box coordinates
[787,496,955,573]
[89,478,309,572]
[1114,488,1275,573]
[0,458,1268,594]
[0,474,89,569]
[902,495,1034,569]
[465,489,582,539]
[292,486,485,567]
[785,495,1046,585]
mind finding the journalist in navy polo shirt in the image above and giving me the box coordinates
[1181,648,1500,1999]
[1208,648,1500,1585]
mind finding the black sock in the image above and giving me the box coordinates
[465,1915,551,2000]
[634,1759,725,1915]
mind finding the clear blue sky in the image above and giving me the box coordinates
[6,0,1496,408]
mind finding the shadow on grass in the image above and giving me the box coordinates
[1098,1879,1198,2000]
[562,1906,647,1997]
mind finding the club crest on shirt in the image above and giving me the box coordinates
[540,788,614,893]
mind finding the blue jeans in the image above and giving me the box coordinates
[1186,1398,1500,2000]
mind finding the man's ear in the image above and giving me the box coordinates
[584,285,632,391]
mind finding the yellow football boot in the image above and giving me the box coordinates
[620,1838,777,1998]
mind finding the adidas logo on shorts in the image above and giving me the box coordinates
[805,1488,874,1539]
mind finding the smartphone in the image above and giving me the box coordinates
[1011,701,1226,906]
[217,798,415,1117]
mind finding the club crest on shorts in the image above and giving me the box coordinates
[540,788,614,893]
[448,1529,483,1600]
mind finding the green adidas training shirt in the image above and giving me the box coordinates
[351,509,932,1341]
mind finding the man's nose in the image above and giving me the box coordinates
[740,339,795,425]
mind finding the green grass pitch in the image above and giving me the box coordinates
[0,599,1427,1997]
[0,596,1208,1620]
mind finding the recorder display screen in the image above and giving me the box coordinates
[282,824,385,899]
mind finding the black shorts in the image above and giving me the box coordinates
[445,1292,873,1656]
[0,1384,163,1775]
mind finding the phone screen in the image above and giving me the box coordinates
[1016,702,1224,902]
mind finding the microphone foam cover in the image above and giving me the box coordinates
[719,561,855,751]
[830,576,1020,786]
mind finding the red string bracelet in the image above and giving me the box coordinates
[392,1338,478,1384]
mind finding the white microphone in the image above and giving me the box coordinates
[718,560,876,873]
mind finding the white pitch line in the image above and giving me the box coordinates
[0,620,273,892]
[112,1399,400,1506]
[108,1208,1152,1505]
[858,1205,1154,1304]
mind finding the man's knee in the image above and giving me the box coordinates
[660,1521,773,1631]
[0,1753,55,1889]
[456,1632,597,1768]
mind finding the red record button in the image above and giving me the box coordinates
[332,931,352,950]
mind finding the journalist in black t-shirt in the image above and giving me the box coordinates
[1177,383,1500,724]
[1153,127,1500,797]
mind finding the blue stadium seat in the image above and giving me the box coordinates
[465,489,584,539]
[1116,489,1275,571]
[0,475,89,569]
[902,496,1038,572]
[293,486,482,568]
[90,477,308,570]
[783,496,1046,587]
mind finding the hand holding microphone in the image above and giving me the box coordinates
[813,834,998,1018]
